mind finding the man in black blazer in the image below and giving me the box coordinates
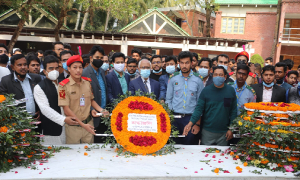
[82,46,109,142]
[106,52,130,105]
[251,65,286,103]
[0,54,42,128]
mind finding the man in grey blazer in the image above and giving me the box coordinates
[82,45,108,142]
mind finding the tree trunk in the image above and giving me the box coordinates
[104,10,110,32]
[271,0,282,58]
[206,8,212,37]
[54,10,65,42]
[64,16,67,26]
[80,6,89,30]
[74,3,82,30]
[7,0,32,52]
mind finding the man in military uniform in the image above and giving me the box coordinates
[230,51,257,85]
[228,64,256,115]
[58,55,109,144]
[166,51,204,145]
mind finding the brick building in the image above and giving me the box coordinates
[214,0,300,69]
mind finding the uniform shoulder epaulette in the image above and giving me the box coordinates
[169,72,180,79]
[193,72,203,80]
[246,85,256,96]
[249,72,256,78]
[59,79,69,86]
[82,76,92,82]
[227,82,234,85]
[229,72,234,76]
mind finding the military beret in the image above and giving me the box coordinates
[67,55,83,67]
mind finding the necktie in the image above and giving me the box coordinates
[144,80,149,92]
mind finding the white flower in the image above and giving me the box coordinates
[268,163,278,169]
[237,159,243,165]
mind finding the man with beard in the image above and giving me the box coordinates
[251,65,286,102]
[275,62,292,91]
[149,55,166,81]
[126,58,140,80]
[0,54,42,121]
[191,52,198,72]
[166,51,204,145]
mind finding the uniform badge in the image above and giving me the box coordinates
[175,82,178,85]
[191,93,194,96]
[59,90,66,99]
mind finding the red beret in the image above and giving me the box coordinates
[234,51,249,61]
[67,55,83,67]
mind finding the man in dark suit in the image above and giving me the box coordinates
[251,65,286,102]
[0,54,42,127]
[129,59,160,99]
[82,45,109,142]
[106,52,130,105]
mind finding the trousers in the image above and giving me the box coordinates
[173,115,198,145]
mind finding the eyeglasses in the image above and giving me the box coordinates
[152,61,161,65]
[140,66,150,70]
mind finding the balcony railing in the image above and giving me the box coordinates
[282,28,300,43]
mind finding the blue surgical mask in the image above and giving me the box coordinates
[153,68,162,73]
[177,64,180,69]
[219,64,228,70]
[101,63,109,71]
[166,65,175,74]
[127,72,136,76]
[198,68,209,77]
[62,62,68,71]
[213,76,225,86]
[263,82,274,88]
[140,69,151,78]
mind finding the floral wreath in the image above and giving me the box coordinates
[111,96,171,155]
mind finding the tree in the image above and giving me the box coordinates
[250,54,264,68]
[199,0,219,37]
[176,0,198,36]
[1,0,35,53]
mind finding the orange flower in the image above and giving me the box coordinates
[20,133,25,137]
[0,126,8,133]
[12,123,16,126]
[214,168,219,173]
[261,159,269,164]
[236,155,239,159]
[42,152,46,155]
[0,95,6,103]
[27,155,33,158]
[111,96,171,155]
[84,152,88,156]
[7,159,13,163]
[215,150,220,153]
[243,162,248,167]
[236,166,243,172]
[47,146,52,150]
[84,145,88,149]
[230,152,234,156]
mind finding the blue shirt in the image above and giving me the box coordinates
[166,71,204,114]
[92,68,106,108]
[14,73,35,115]
[114,70,127,94]
[158,74,169,100]
[278,82,292,91]
[230,81,256,115]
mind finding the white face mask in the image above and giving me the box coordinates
[114,63,125,72]
[47,70,59,81]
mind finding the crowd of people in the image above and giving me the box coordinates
[0,42,300,146]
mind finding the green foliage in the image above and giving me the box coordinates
[250,54,265,68]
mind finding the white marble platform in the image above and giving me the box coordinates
[0,144,297,180]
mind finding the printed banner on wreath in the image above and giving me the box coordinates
[127,113,157,133]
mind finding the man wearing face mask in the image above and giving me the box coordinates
[166,51,204,145]
[34,55,78,144]
[126,58,140,80]
[159,55,177,102]
[82,45,107,142]
[129,59,160,98]
[149,55,166,82]
[106,52,130,104]
[58,50,73,81]
[251,65,286,102]
[183,66,237,146]
[198,57,213,87]
[100,55,110,75]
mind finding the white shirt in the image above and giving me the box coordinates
[34,81,65,126]
[263,86,273,102]
[141,77,151,93]
[0,66,10,82]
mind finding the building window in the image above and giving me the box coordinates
[198,20,204,34]
[175,18,182,27]
[221,17,245,34]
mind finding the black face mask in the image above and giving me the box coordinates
[0,54,9,64]
[277,78,284,84]
[92,59,103,68]
[15,71,26,79]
